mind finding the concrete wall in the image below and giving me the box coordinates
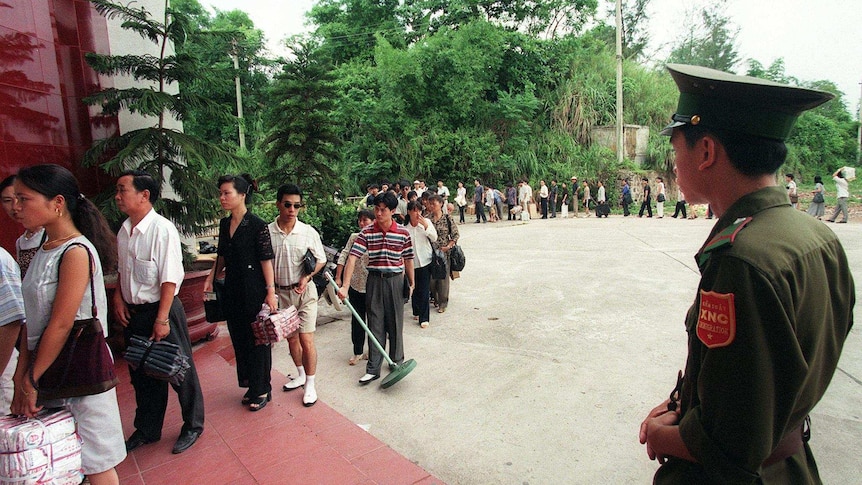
[591,124,650,165]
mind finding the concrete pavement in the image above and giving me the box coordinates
[272,213,862,484]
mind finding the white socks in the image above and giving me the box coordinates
[303,374,317,406]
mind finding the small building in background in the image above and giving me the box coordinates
[591,124,650,165]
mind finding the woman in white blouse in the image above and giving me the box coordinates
[405,201,437,328]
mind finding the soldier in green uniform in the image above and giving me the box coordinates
[639,64,855,484]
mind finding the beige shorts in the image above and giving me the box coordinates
[277,284,319,333]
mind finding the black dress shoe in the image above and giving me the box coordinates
[172,430,202,454]
[125,430,158,452]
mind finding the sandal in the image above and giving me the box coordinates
[248,392,271,412]
[348,354,363,366]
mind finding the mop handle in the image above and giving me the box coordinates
[324,271,395,366]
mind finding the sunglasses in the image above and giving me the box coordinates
[281,202,304,209]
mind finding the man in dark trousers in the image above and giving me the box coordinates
[114,170,204,454]
[638,177,652,217]
[639,64,854,483]
[338,192,415,384]
[473,179,486,223]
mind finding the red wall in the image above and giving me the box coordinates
[0,0,118,253]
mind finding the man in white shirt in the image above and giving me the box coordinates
[114,170,204,455]
[436,180,450,202]
[270,184,327,406]
[539,180,549,219]
[827,168,850,223]
[413,180,425,196]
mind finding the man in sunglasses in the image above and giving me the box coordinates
[639,64,854,483]
[269,184,327,407]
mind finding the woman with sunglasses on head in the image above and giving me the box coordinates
[204,174,277,411]
[12,164,124,485]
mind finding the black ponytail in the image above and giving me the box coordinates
[218,173,257,204]
[16,164,117,272]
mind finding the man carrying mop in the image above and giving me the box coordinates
[338,192,415,384]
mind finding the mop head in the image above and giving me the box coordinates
[381,359,417,389]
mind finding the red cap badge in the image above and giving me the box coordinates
[697,290,736,348]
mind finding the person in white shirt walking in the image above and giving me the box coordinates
[270,184,327,407]
[656,176,666,218]
[826,168,850,223]
[405,201,437,328]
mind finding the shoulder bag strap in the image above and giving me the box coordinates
[59,242,96,318]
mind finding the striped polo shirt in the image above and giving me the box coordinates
[349,221,414,273]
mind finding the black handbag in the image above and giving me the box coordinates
[204,278,226,322]
[445,216,465,272]
[123,335,191,386]
[32,243,119,401]
[430,248,448,280]
[301,249,316,275]
[657,193,666,203]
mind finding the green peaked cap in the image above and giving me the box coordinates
[661,64,834,140]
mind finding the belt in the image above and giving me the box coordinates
[368,271,402,279]
[276,283,300,290]
[763,417,808,467]
[127,301,160,312]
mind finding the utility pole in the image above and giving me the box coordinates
[857,79,861,164]
[231,39,246,151]
[615,0,624,164]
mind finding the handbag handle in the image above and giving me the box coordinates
[59,242,97,319]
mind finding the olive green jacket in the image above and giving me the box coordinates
[656,186,855,484]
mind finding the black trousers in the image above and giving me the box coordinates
[411,265,431,323]
[672,201,687,218]
[348,287,367,355]
[540,197,548,218]
[226,314,272,397]
[125,297,204,440]
[639,198,653,217]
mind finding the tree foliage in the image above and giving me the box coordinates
[260,41,340,198]
[667,0,740,72]
[83,0,245,234]
[142,0,857,236]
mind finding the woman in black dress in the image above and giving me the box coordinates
[204,174,277,411]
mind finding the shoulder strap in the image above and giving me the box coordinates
[697,217,753,269]
[59,242,97,318]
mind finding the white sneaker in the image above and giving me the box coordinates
[282,376,305,391]
[358,373,380,384]
[303,386,317,407]
[420,321,429,328]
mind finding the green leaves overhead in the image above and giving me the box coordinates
[83,0,245,234]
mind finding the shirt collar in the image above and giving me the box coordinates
[124,208,158,235]
[271,218,305,236]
